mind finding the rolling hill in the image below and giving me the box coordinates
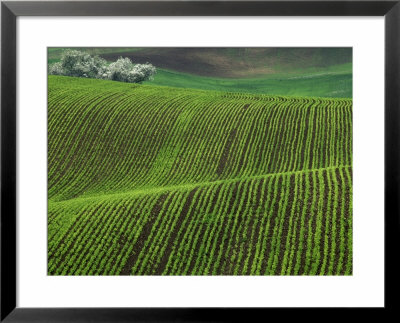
[48,76,352,275]
[48,47,352,98]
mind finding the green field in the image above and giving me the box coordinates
[48,76,352,275]
[146,65,352,98]
[48,47,352,98]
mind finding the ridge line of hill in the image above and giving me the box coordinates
[49,164,352,205]
[50,75,353,101]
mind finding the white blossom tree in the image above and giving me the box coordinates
[49,50,157,84]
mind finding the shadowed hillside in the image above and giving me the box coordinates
[99,47,352,78]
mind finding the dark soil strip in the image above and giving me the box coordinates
[153,188,199,275]
[96,199,148,275]
[120,194,168,275]
[275,174,296,275]
[216,129,237,176]
[161,188,205,275]
[84,201,135,276]
[243,104,250,110]
[244,178,265,275]
[259,176,283,274]
[316,170,329,275]
[298,173,315,275]
[186,185,223,275]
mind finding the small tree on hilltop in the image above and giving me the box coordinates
[55,49,107,78]
[104,57,157,83]
[131,63,157,83]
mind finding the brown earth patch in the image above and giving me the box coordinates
[100,48,275,78]
[153,188,199,275]
[99,47,351,78]
[96,200,148,275]
[120,194,168,275]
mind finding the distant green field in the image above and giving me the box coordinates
[146,66,352,98]
[48,76,352,275]
[48,48,352,98]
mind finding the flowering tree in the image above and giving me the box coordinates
[49,50,156,83]
[49,49,107,78]
[103,58,156,83]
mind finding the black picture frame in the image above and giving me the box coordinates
[1,0,399,321]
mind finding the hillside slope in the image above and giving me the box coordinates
[49,47,352,78]
[48,48,352,98]
[146,66,352,98]
[48,76,352,275]
[100,47,352,78]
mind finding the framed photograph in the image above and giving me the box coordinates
[1,0,398,321]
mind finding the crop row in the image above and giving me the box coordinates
[48,76,352,203]
[48,76,352,275]
[48,165,352,275]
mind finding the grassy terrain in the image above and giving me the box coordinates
[147,65,352,98]
[48,76,352,275]
[99,47,352,77]
[48,48,352,98]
